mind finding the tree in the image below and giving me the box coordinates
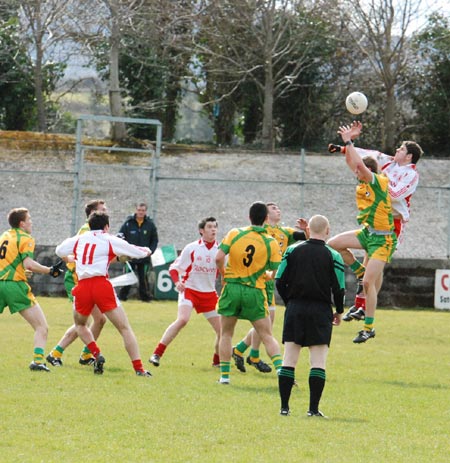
[116,0,192,141]
[17,0,76,132]
[188,0,327,151]
[0,12,35,130]
[410,13,450,156]
[84,0,187,141]
[336,0,425,153]
[102,0,127,140]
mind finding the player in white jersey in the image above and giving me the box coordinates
[149,217,221,368]
[328,121,423,321]
[55,211,152,377]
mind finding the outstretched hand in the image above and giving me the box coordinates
[349,120,362,139]
[296,217,308,231]
[337,125,353,143]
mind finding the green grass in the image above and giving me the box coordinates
[1,298,449,463]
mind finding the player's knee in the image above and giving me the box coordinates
[177,317,189,328]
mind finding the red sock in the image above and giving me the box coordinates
[132,359,144,372]
[87,342,100,358]
[154,343,167,357]
[355,294,366,310]
[212,353,220,365]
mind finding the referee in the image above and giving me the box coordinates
[275,215,345,417]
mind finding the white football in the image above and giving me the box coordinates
[345,92,368,115]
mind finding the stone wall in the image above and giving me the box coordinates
[32,245,449,308]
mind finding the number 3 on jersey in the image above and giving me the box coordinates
[243,245,255,267]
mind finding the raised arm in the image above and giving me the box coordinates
[338,125,373,183]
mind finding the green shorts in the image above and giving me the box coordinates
[265,279,276,308]
[64,270,76,302]
[217,282,268,322]
[0,280,37,314]
[356,227,397,263]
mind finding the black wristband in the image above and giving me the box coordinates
[345,140,353,146]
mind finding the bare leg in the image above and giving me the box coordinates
[205,314,221,355]
[327,230,363,265]
[158,304,192,347]
[309,345,328,369]
[90,306,107,340]
[219,315,238,363]
[104,305,141,361]
[250,310,275,352]
[54,306,107,350]
[19,304,48,350]
[251,316,280,358]
[363,258,386,319]
[282,341,301,368]
[73,311,95,346]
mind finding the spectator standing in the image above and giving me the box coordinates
[118,202,158,302]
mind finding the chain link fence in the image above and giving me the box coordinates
[1,131,449,260]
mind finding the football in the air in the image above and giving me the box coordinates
[345,92,368,115]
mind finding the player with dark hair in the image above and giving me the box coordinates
[328,125,397,343]
[0,208,64,371]
[276,215,345,417]
[216,201,283,384]
[55,211,152,377]
[232,202,307,373]
[149,217,221,368]
[329,122,423,321]
[47,199,108,366]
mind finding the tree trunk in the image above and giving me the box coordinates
[109,5,127,141]
[34,44,46,132]
[261,65,274,152]
[383,86,396,154]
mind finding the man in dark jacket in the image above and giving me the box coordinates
[275,215,345,418]
[118,203,159,302]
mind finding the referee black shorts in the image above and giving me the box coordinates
[282,299,333,347]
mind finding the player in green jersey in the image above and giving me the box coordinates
[232,202,307,373]
[216,201,283,384]
[0,208,63,371]
[328,125,397,343]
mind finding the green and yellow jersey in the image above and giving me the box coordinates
[64,222,91,288]
[356,173,393,231]
[264,224,297,255]
[219,226,281,289]
[0,229,35,281]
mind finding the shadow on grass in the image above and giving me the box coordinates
[377,380,450,390]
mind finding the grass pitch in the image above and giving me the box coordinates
[0,298,449,463]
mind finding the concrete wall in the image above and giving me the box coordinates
[32,245,449,308]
